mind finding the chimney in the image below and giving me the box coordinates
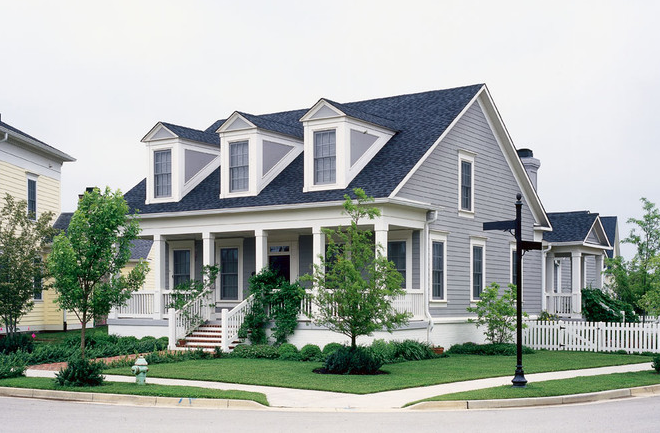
[517,148,540,191]
[78,187,97,201]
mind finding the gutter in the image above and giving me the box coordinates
[541,244,551,312]
[423,209,438,342]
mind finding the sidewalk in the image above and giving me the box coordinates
[25,362,652,410]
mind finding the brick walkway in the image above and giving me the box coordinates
[29,353,142,371]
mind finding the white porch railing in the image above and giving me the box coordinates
[391,292,425,320]
[116,292,155,318]
[524,320,660,353]
[221,295,255,352]
[547,293,581,315]
[168,291,214,350]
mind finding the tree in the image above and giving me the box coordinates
[0,194,56,337]
[467,282,524,344]
[47,187,148,358]
[605,198,660,317]
[306,188,410,348]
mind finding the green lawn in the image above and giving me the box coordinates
[408,370,660,405]
[103,351,653,394]
[33,325,108,345]
[0,376,268,406]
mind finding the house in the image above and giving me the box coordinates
[107,83,561,349]
[0,115,75,333]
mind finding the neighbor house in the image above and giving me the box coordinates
[106,84,575,349]
[0,115,75,333]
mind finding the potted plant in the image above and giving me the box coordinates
[432,346,444,355]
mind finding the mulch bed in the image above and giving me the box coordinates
[29,353,143,371]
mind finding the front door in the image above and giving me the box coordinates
[269,255,290,282]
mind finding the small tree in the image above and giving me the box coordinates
[306,188,410,349]
[48,187,148,358]
[0,195,56,336]
[467,282,525,344]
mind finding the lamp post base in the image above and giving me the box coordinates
[512,366,527,388]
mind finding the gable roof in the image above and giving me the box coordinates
[304,99,400,131]
[544,211,605,244]
[53,212,74,234]
[0,119,75,162]
[143,122,219,146]
[125,84,487,214]
[600,216,618,258]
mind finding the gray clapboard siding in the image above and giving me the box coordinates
[243,237,255,300]
[298,234,313,289]
[396,101,542,317]
[194,240,203,281]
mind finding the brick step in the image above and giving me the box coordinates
[185,337,223,343]
[190,331,224,336]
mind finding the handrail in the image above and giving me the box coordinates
[167,289,213,350]
[221,294,254,352]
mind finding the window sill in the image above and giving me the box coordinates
[430,299,448,306]
[458,209,475,219]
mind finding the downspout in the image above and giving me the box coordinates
[424,210,438,343]
[0,132,8,143]
[541,244,551,313]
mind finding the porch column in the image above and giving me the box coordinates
[153,234,166,320]
[571,252,582,314]
[202,232,215,304]
[312,226,326,270]
[374,219,388,258]
[595,253,604,290]
[544,252,555,313]
[255,229,268,273]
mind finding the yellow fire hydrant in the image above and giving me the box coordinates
[131,356,149,385]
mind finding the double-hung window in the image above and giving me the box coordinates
[470,239,485,300]
[27,178,37,220]
[387,241,406,288]
[154,150,172,198]
[172,250,190,288]
[432,241,445,299]
[220,248,239,300]
[314,130,336,184]
[458,150,475,214]
[229,141,249,192]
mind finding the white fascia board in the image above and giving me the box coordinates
[476,86,552,231]
[585,217,612,249]
[299,99,346,122]
[388,87,483,199]
[141,122,175,143]
[216,112,257,134]
[0,125,75,163]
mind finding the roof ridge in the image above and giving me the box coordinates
[237,111,301,129]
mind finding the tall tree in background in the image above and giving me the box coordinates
[307,188,409,348]
[48,188,148,358]
[0,195,56,336]
[605,197,660,318]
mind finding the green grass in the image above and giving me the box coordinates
[408,370,660,405]
[33,326,108,345]
[0,376,268,406]
[103,351,653,394]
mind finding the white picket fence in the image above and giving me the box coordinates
[524,320,660,353]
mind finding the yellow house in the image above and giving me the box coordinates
[0,115,75,333]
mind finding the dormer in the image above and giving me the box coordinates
[142,122,220,204]
[216,112,303,198]
[300,99,397,192]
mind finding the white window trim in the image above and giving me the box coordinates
[26,173,38,220]
[458,150,476,218]
[168,241,194,288]
[430,232,448,302]
[153,148,173,199]
[147,144,177,204]
[267,240,299,282]
[216,238,243,302]
[388,231,413,291]
[229,140,250,193]
[470,237,486,302]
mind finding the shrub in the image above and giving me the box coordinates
[299,344,323,362]
[55,357,104,387]
[0,333,34,354]
[322,342,344,358]
[388,340,435,362]
[231,344,279,359]
[467,282,524,344]
[0,351,28,379]
[652,355,660,374]
[323,346,383,375]
[582,288,639,323]
[447,342,534,356]
[277,343,300,361]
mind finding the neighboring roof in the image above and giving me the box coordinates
[52,212,152,260]
[544,211,599,243]
[125,85,485,214]
[0,119,75,162]
[600,216,618,258]
[158,122,219,146]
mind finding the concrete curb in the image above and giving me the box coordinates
[406,384,660,410]
[0,387,266,410]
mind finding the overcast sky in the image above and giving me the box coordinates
[1,0,658,260]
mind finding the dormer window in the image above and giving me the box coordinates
[154,150,172,198]
[230,141,249,192]
[314,130,336,184]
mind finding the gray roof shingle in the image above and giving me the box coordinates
[600,216,618,258]
[544,211,599,243]
[125,84,484,214]
[160,122,219,146]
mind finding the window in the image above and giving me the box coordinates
[461,160,472,211]
[388,241,406,288]
[27,178,36,220]
[220,247,239,300]
[172,250,190,288]
[314,130,336,184]
[432,241,445,299]
[154,150,172,197]
[470,239,485,300]
[229,141,249,192]
[33,275,42,300]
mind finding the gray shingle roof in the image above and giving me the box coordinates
[53,212,74,234]
[160,122,219,146]
[0,120,75,162]
[544,211,599,243]
[322,99,399,131]
[125,84,484,214]
[600,216,618,258]
[236,111,304,139]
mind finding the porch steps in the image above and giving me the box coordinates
[177,323,242,352]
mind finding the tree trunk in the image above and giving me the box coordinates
[80,313,87,359]
[351,334,356,349]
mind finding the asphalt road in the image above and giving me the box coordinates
[2,395,660,433]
